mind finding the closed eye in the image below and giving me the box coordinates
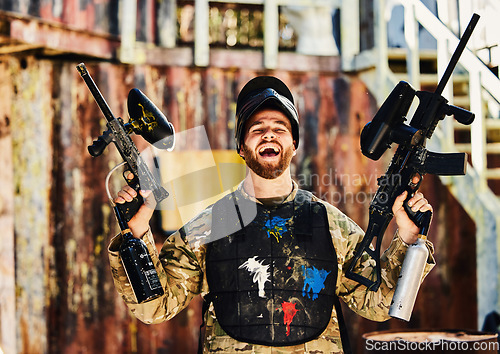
[250,128,264,133]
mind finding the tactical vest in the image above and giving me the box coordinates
[206,189,348,347]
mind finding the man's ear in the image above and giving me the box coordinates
[292,141,297,156]
[238,147,245,160]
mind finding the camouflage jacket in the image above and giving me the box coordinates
[108,181,435,353]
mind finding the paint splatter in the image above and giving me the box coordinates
[239,256,270,298]
[281,301,299,336]
[302,265,331,300]
[264,216,289,242]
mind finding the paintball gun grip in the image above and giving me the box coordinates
[402,176,424,224]
[116,171,144,222]
[403,196,431,232]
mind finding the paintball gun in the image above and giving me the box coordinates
[77,63,175,303]
[345,13,479,304]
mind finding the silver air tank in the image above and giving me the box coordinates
[389,211,432,321]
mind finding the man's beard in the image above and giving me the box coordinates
[241,141,294,179]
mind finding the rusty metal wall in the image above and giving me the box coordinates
[0,56,478,353]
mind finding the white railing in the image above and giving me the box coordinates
[193,0,342,68]
[402,0,500,176]
[119,0,367,73]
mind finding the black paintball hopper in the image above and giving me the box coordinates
[127,88,175,150]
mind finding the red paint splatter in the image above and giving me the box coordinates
[281,301,299,336]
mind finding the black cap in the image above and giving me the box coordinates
[235,76,299,152]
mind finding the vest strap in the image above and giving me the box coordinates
[333,296,352,354]
[293,190,313,237]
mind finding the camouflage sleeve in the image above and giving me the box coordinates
[317,199,435,322]
[108,208,211,324]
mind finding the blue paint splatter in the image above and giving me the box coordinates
[263,216,289,242]
[302,265,331,300]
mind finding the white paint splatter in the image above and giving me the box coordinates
[239,256,271,298]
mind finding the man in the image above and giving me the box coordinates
[109,76,435,353]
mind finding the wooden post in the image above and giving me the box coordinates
[469,69,486,187]
[340,0,360,71]
[404,2,420,89]
[374,0,390,102]
[158,0,177,48]
[120,0,138,63]
[264,0,279,69]
[195,0,210,66]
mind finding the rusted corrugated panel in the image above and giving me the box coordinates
[0,59,16,354]
[47,61,113,353]
[202,67,236,150]
[10,57,54,354]
[2,56,479,354]
[416,176,477,327]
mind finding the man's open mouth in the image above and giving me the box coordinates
[258,144,280,157]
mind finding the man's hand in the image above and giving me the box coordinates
[392,190,433,245]
[115,173,155,238]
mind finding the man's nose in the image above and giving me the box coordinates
[262,128,275,140]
